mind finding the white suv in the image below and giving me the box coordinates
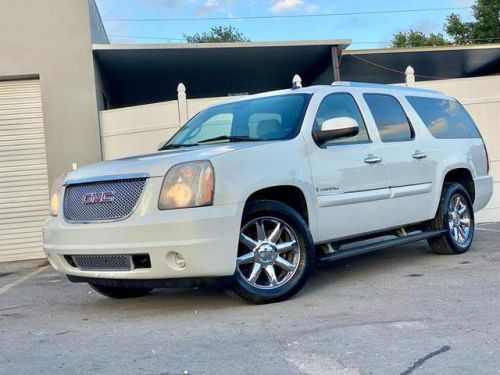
[43,81,493,304]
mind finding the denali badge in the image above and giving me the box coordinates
[81,191,116,204]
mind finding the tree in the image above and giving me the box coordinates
[445,0,500,44]
[183,25,250,43]
[390,0,499,47]
[391,30,449,48]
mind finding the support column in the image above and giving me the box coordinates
[331,46,341,82]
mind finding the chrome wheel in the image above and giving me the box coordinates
[448,193,471,245]
[237,217,301,290]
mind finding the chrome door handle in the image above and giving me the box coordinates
[412,151,427,160]
[364,155,382,164]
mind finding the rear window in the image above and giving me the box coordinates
[406,96,481,139]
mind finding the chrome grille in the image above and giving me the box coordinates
[70,255,132,271]
[63,178,146,222]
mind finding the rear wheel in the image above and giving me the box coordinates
[89,284,152,299]
[426,183,474,254]
[229,200,314,304]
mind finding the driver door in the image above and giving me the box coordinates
[307,92,391,242]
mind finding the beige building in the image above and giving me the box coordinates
[0,0,498,262]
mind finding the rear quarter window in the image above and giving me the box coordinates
[406,96,481,139]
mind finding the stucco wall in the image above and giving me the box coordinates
[0,0,103,184]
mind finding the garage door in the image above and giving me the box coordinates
[0,79,49,262]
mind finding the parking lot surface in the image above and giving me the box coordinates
[1,223,500,375]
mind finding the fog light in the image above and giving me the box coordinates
[175,253,186,269]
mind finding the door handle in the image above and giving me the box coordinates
[364,155,382,164]
[412,151,427,160]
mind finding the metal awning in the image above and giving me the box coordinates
[340,44,500,84]
[93,40,350,108]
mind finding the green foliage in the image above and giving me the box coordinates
[391,30,449,48]
[184,25,250,43]
[445,0,500,44]
[391,0,499,47]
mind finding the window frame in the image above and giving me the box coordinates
[363,93,416,143]
[311,92,372,148]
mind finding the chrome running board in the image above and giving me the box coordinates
[318,230,446,262]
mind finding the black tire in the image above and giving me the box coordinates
[228,200,315,304]
[89,283,152,299]
[426,182,475,254]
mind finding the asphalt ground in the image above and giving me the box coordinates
[1,222,500,375]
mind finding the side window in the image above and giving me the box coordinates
[406,96,481,139]
[314,93,370,145]
[364,94,413,142]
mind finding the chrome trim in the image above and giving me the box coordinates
[63,178,148,224]
[448,193,472,245]
[64,173,150,186]
[71,254,134,271]
[412,151,428,160]
[237,216,301,290]
[364,155,382,164]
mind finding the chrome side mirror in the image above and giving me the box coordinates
[314,117,359,144]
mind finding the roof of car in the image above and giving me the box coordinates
[214,81,447,107]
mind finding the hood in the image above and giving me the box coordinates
[64,142,267,183]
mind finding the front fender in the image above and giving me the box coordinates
[210,139,319,239]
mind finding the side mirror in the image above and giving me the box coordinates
[314,117,359,144]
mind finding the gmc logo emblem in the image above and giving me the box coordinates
[81,191,116,204]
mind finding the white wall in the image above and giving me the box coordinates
[100,100,182,160]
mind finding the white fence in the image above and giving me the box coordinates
[99,75,500,223]
[99,84,237,160]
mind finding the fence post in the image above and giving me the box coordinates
[405,66,415,87]
[177,83,188,125]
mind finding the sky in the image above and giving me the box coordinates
[95,0,476,49]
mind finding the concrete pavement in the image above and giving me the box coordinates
[1,223,500,374]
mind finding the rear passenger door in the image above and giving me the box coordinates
[363,93,436,224]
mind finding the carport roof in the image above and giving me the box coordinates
[340,44,500,84]
[93,40,350,108]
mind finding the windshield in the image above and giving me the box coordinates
[163,94,311,149]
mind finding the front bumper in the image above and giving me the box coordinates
[43,203,242,280]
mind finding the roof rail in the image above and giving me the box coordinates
[331,81,443,94]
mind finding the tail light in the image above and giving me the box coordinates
[483,141,490,174]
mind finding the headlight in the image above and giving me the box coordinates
[50,175,65,216]
[158,161,214,210]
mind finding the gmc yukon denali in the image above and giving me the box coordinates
[43,81,493,304]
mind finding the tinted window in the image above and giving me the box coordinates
[314,93,369,145]
[166,94,310,147]
[406,96,481,139]
[364,94,413,142]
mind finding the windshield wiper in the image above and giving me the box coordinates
[197,135,261,144]
[160,143,199,150]
[161,135,261,150]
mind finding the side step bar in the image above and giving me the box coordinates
[318,230,446,262]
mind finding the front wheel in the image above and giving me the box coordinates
[426,182,475,254]
[89,284,152,299]
[228,200,315,304]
